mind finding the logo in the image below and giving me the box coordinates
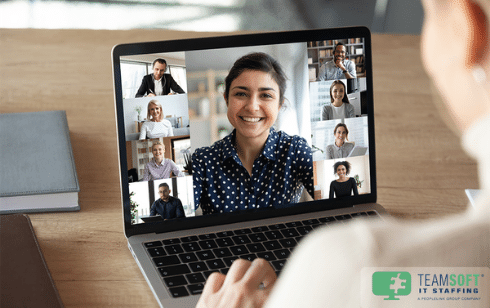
[363,268,489,306]
[372,271,412,300]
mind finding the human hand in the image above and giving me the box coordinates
[168,92,175,95]
[196,258,277,308]
[335,58,346,71]
[147,93,156,97]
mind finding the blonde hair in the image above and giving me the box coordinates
[147,100,163,121]
[151,141,165,150]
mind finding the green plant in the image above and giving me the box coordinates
[312,144,324,153]
[353,174,363,189]
[129,191,139,224]
[135,106,143,115]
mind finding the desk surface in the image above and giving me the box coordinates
[0,29,478,307]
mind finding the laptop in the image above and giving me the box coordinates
[348,145,368,157]
[112,26,387,307]
[141,215,165,223]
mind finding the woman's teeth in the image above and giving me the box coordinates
[241,117,261,122]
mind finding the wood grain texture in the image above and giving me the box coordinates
[0,30,478,307]
[371,34,478,218]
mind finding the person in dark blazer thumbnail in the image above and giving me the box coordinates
[150,183,185,220]
[135,58,185,97]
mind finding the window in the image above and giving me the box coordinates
[121,62,147,99]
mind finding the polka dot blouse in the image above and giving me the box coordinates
[192,128,314,215]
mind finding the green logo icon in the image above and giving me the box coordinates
[372,271,411,300]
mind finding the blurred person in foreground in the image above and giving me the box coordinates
[196,0,490,306]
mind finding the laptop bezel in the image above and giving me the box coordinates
[112,27,377,238]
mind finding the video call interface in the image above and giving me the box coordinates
[120,37,371,225]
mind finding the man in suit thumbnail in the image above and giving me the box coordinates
[135,58,185,97]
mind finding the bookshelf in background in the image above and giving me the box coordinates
[307,38,365,81]
[186,69,234,145]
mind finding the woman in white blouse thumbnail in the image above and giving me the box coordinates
[138,100,174,140]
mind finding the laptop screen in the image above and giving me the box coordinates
[112,27,376,233]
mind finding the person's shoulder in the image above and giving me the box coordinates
[172,195,183,203]
[198,139,225,152]
[345,103,355,114]
[275,129,294,143]
[166,158,177,165]
[142,121,156,128]
[275,130,309,149]
[193,131,235,166]
[193,138,226,158]
[192,146,206,160]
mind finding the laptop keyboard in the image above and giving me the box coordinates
[144,210,380,298]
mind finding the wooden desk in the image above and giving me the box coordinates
[0,29,478,307]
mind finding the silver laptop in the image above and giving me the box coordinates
[112,27,387,307]
[348,145,369,157]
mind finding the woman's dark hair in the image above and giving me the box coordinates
[333,161,351,175]
[330,80,350,104]
[224,52,287,105]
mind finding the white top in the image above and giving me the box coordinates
[138,120,174,140]
[154,78,163,96]
[331,103,346,120]
[265,115,490,307]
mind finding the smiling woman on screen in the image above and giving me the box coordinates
[322,80,355,121]
[138,100,174,140]
[326,123,354,159]
[192,52,314,215]
[329,161,358,199]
